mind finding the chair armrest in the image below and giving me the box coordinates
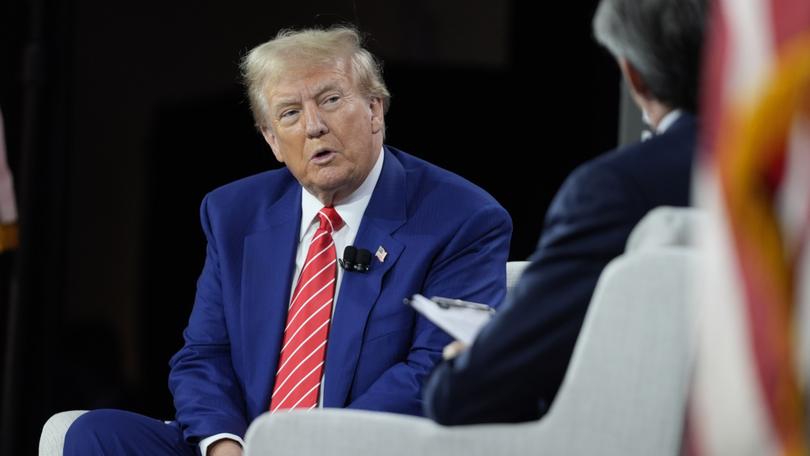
[244,409,536,456]
[39,410,88,456]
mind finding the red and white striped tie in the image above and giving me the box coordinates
[270,206,343,412]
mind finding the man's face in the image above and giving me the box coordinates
[261,58,384,205]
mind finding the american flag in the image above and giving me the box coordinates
[689,0,810,454]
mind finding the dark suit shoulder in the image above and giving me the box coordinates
[385,146,507,219]
[205,168,297,209]
[198,167,300,236]
[574,114,696,210]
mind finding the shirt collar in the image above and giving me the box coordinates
[655,109,683,135]
[299,146,385,241]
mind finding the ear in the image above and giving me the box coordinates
[369,97,384,134]
[260,126,284,163]
[618,57,651,100]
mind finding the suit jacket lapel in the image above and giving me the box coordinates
[241,182,301,408]
[323,147,407,407]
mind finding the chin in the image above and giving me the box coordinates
[313,169,354,189]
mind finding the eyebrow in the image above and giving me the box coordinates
[270,80,344,115]
[270,98,300,116]
[310,80,343,99]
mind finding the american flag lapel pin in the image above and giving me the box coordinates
[375,246,387,262]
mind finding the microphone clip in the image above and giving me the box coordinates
[340,245,371,273]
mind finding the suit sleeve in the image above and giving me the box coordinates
[346,202,512,415]
[168,194,248,443]
[423,162,646,425]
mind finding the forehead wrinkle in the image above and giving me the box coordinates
[269,78,347,115]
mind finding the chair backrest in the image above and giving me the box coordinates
[625,206,703,252]
[530,248,694,454]
[527,207,701,455]
[506,261,529,299]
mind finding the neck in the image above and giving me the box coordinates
[641,100,673,130]
[312,190,342,207]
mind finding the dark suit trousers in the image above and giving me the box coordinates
[64,409,198,456]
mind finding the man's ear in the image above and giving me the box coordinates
[369,97,384,134]
[260,126,284,163]
[619,57,651,100]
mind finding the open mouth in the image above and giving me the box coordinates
[311,149,336,163]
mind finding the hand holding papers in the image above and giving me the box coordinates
[405,294,495,345]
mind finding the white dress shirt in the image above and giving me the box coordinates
[655,109,682,135]
[641,109,682,141]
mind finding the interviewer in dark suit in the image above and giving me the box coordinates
[64,26,511,455]
[424,0,708,425]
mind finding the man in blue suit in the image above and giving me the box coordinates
[424,0,707,425]
[65,27,511,455]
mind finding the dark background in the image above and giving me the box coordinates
[0,0,620,453]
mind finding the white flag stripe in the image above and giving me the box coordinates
[798,219,810,389]
[721,0,774,101]
[271,361,325,412]
[692,0,789,450]
[779,118,810,252]
[280,299,332,355]
[276,318,331,375]
[694,172,776,454]
[271,338,327,398]
[783,119,810,386]
[0,109,16,223]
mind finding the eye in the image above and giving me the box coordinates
[323,95,340,105]
[279,109,299,120]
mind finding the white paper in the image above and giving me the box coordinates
[407,294,494,345]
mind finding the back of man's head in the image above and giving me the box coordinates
[593,0,708,113]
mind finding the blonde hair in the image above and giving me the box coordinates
[241,26,391,128]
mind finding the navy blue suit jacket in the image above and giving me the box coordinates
[424,114,697,425]
[168,146,512,442]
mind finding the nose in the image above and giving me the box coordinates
[304,104,328,138]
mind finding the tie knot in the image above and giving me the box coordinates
[317,206,344,233]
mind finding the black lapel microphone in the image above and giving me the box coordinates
[339,245,371,272]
